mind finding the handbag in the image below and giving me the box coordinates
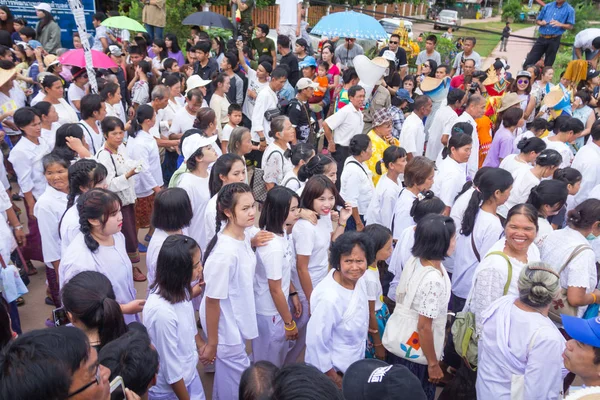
[382,257,447,365]
[250,150,284,203]
[451,251,513,369]
[549,244,593,323]
[0,254,28,303]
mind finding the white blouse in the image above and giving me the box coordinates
[388,225,416,301]
[305,269,369,373]
[33,185,68,269]
[499,153,532,179]
[392,189,418,240]
[52,98,79,126]
[177,172,211,248]
[498,169,540,219]
[126,130,163,197]
[254,233,294,315]
[363,267,383,312]
[145,228,170,291]
[535,217,554,248]
[340,156,375,215]
[262,144,293,185]
[59,203,80,256]
[95,145,137,206]
[8,136,51,199]
[366,173,400,229]
[431,156,467,208]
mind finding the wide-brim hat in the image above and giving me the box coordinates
[498,92,522,112]
[420,76,450,102]
[0,68,16,88]
[543,87,571,110]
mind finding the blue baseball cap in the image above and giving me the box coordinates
[395,88,414,103]
[562,315,600,348]
[299,56,317,69]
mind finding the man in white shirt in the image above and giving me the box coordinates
[453,94,485,178]
[572,122,600,207]
[275,0,303,45]
[251,66,288,149]
[425,88,465,161]
[450,37,482,76]
[399,95,432,161]
[169,88,204,140]
[324,85,365,181]
[573,28,600,65]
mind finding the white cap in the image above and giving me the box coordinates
[296,77,319,90]
[182,134,218,161]
[186,75,211,94]
[382,50,396,62]
[34,3,52,13]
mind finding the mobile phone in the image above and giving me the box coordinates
[237,35,243,41]
[110,376,126,400]
[52,307,70,327]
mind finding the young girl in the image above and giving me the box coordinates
[543,117,584,168]
[281,142,314,192]
[432,127,472,214]
[8,108,52,263]
[499,136,546,179]
[145,235,206,399]
[151,38,169,77]
[126,105,161,249]
[508,70,536,123]
[451,168,514,311]
[60,188,145,324]
[177,133,219,247]
[32,101,59,149]
[100,81,126,125]
[193,108,222,157]
[362,224,393,360]
[252,186,302,367]
[209,73,231,139]
[129,60,153,110]
[97,117,140,264]
[512,117,547,149]
[391,156,435,240]
[366,146,407,230]
[165,33,185,66]
[527,179,568,247]
[551,167,582,229]
[34,153,69,309]
[199,183,258,398]
[499,149,563,218]
[287,175,351,364]
[59,159,108,256]
[146,188,194,290]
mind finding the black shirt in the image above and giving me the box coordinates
[193,58,219,101]
[378,46,408,70]
[287,98,311,142]
[280,52,300,88]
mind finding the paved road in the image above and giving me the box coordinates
[481,25,537,71]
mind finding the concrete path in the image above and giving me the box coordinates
[481,25,538,70]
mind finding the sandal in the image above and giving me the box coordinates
[45,296,55,306]
[133,266,147,282]
[16,297,24,306]
[26,261,38,276]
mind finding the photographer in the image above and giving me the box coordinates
[450,58,476,90]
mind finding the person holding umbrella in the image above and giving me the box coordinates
[33,3,61,54]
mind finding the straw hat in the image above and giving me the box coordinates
[44,54,60,68]
[419,77,444,93]
[498,92,522,112]
[543,87,571,110]
[0,68,16,88]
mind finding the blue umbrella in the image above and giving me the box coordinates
[311,11,388,40]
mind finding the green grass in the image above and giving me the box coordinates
[459,22,532,58]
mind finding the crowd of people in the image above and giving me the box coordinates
[2,0,600,399]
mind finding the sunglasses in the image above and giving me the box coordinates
[389,41,399,44]
[422,63,430,68]
[517,79,529,85]
[68,365,101,398]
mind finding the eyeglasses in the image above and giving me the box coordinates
[389,41,399,44]
[517,79,529,85]
[423,63,430,68]
[68,365,101,398]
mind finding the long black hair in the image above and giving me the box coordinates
[259,186,299,234]
[208,153,245,197]
[165,33,181,53]
[53,124,85,163]
[77,188,122,252]
[36,10,54,38]
[128,104,154,138]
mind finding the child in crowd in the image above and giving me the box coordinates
[221,104,243,154]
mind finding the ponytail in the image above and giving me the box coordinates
[128,104,154,138]
[375,145,406,175]
[526,179,568,212]
[98,296,127,348]
[298,154,335,182]
[454,166,493,203]
[409,190,445,223]
[442,131,472,160]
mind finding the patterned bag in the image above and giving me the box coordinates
[250,150,284,203]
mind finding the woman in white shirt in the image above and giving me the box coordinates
[280,143,314,192]
[145,188,193,290]
[551,167,582,229]
[476,263,565,400]
[543,117,583,168]
[100,81,126,125]
[252,186,303,367]
[60,189,145,325]
[452,168,513,311]
[305,231,373,388]
[262,116,295,190]
[387,192,446,301]
[78,94,106,155]
[392,156,435,240]
[145,234,206,400]
[209,73,230,139]
[526,179,568,247]
[340,134,375,231]
[34,153,69,309]
[362,224,393,360]
[431,127,472,215]
[499,149,562,218]
[97,117,140,264]
[41,74,79,126]
[161,74,185,122]
[464,204,541,336]
[540,199,600,319]
[33,101,59,149]
[199,183,258,399]
[177,133,219,247]
[366,146,407,229]
[126,105,162,248]
[288,175,351,365]
[383,214,455,400]
[499,136,546,179]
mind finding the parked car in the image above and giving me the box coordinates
[378,18,414,41]
[434,9,462,30]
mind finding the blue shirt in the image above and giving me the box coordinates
[537,1,575,36]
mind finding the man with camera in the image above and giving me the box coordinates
[450,58,476,90]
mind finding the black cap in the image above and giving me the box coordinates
[342,359,427,400]
[588,68,600,79]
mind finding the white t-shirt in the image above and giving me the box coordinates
[543,138,573,168]
[281,169,302,191]
[366,174,400,229]
[145,228,170,291]
[340,156,375,215]
[242,68,269,118]
[388,225,416,300]
[79,120,104,154]
[363,267,383,311]
[498,169,540,218]
[222,124,235,143]
[425,105,457,161]
[67,84,87,110]
[200,233,258,345]
[574,28,600,51]
[392,188,417,239]
[431,156,467,208]
[399,112,425,157]
[92,25,110,51]
[169,106,197,136]
[323,102,364,146]
[33,185,68,269]
[177,172,211,248]
[499,153,532,179]
[276,0,303,25]
[254,233,294,315]
[291,215,333,296]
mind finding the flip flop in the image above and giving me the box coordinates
[16,297,24,306]
[133,266,147,282]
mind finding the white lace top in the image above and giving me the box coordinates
[409,260,451,319]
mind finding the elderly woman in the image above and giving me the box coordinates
[262,116,295,190]
[305,231,374,389]
[365,109,399,186]
[476,263,565,400]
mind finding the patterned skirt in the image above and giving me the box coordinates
[121,204,139,263]
[135,193,155,230]
[365,303,390,358]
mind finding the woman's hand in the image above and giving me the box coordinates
[327,141,336,154]
[339,203,352,224]
[124,388,141,400]
[251,230,274,247]
[291,295,302,318]
[330,210,339,225]
[65,136,91,158]
[14,228,26,247]
[284,323,298,340]
[427,363,444,384]
[122,299,146,314]
[299,208,318,225]
[199,344,217,365]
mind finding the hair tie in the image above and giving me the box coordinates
[417,192,425,201]
[473,186,481,193]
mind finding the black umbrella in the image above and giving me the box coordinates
[182,11,235,30]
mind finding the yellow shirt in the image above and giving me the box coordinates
[366,130,399,186]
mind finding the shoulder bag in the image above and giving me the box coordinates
[251,149,285,203]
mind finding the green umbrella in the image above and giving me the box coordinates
[101,16,147,32]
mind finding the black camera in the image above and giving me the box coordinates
[468,81,479,94]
